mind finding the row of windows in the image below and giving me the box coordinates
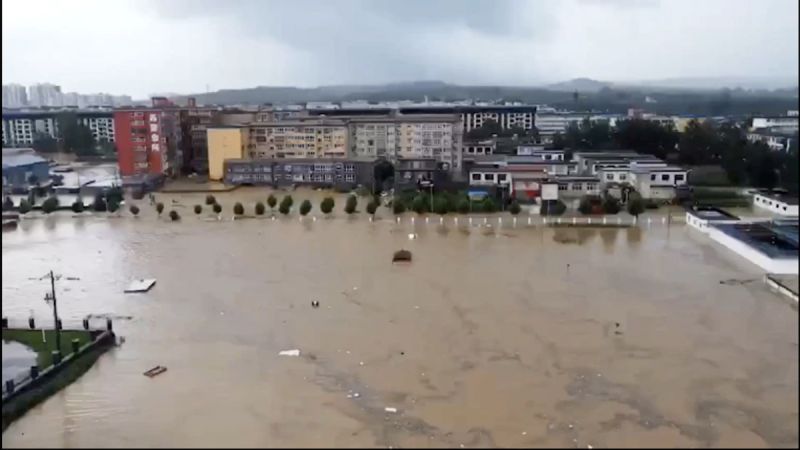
[558,182,598,191]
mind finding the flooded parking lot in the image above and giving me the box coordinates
[2,189,798,448]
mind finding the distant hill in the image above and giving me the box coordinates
[546,78,611,93]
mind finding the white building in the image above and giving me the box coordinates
[746,131,795,152]
[752,191,799,216]
[2,84,28,108]
[27,83,63,107]
[751,115,799,133]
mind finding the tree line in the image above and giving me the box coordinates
[551,118,798,193]
[31,112,114,156]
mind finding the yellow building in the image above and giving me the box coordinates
[207,126,246,181]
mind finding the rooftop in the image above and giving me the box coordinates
[713,222,799,259]
[1,148,47,168]
[754,190,799,205]
[686,206,739,221]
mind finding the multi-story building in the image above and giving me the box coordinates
[245,119,349,160]
[114,98,181,176]
[751,115,799,133]
[27,83,63,107]
[207,126,247,181]
[747,130,796,152]
[2,84,28,108]
[224,158,374,188]
[1,108,115,147]
[349,114,463,170]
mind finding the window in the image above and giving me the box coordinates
[606,174,614,181]
[484,173,495,181]
[558,184,568,191]
[661,174,669,181]
[674,174,685,182]
[498,174,508,183]
[586,183,597,190]
[471,173,481,181]
[619,174,627,181]
[651,174,656,181]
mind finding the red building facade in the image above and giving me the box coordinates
[114,97,181,177]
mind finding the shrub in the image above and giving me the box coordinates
[106,186,123,205]
[433,196,450,215]
[456,196,470,214]
[392,199,406,214]
[41,196,59,214]
[107,198,120,213]
[267,194,277,210]
[3,196,13,211]
[129,204,139,216]
[578,196,595,215]
[155,202,164,215]
[627,194,645,217]
[481,197,498,213]
[411,195,428,214]
[169,210,180,221]
[602,196,621,215]
[540,200,566,216]
[194,204,202,214]
[18,199,31,214]
[345,195,357,214]
[278,196,292,215]
[300,199,312,216]
[72,201,85,213]
[320,197,335,215]
[509,201,521,215]
[212,203,222,214]
[233,202,244,215]
[366,200,378,215]
[255,202,265,215]
[205,194,216,205]
[93,194,108,212]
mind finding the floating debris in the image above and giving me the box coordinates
[124,278,156,293]
[407,233,417,240]
[143,366,167,378]
[278,349,301,357]
[392,249,413,263]
[384,407,398,413]
[311,300,320,308]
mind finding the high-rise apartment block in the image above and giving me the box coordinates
[2,84,28,108]
[114,98,181,176]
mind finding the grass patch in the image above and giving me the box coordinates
[2,329,92,369]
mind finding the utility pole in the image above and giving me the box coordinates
[43,270,61,354]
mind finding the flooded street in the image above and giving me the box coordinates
[2,190,798,448]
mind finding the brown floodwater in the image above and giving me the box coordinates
[2,189,798,448]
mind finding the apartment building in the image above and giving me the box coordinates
[207,126,247,181]
[2,108,115,146]
[751,115,799,133]
[114,98,181,176]
[246,119,349,160]
[2,84,28,108]
[224,158,374,188]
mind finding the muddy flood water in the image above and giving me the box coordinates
[2,189,798,448]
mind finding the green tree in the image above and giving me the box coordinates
[107,198,120,213]
[267,194,277,210]
[194,204,202,214]
[433,196,450,215]
[509,200,521,215]
[233,202,244,215]
[129,204,140,216]
[57,112,96,155]
[255,201,266,215]
[32,132,58,153]
[392,198,406,214]
[366,199,378,215]
[213,203,222,214]
[578,196,594,215]
[169,210,180,221]
[72,200,85,213]
[344,195,357,214]
[411,195,428,214]
[602,195,621,214]
[300,199,312,216]
[3,196,14,211]
[155,202,164,215]
[481,196,498,213]
[279,196,292,215]
[455,196,470,214]
[18,199,31,214]
[205,194,216,205]
[106,186,124,205]
[93,194,108,212]
[320,197,335,215]
[626,194,645,217]
[41,196,59,214]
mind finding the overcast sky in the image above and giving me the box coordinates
[3,0,798,98]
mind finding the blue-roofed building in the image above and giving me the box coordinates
[2,148,49,188]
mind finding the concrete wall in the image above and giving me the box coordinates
[753,193,799,216]
[707,226,799,274]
